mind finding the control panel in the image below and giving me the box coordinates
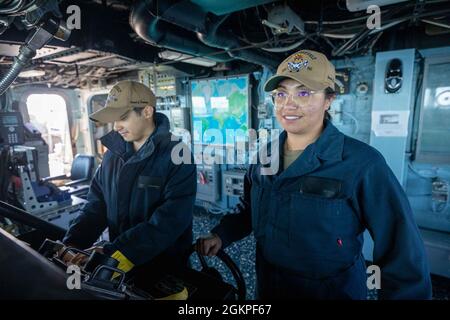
[223,170,246,197]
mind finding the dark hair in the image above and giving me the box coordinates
[132,107,144,116]
[324,87,336,121]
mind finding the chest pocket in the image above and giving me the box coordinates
[131,175,164,222]
[137,176,163,189]
[298,176,342,198]
[287,177,357,261]
[289,194,355,261]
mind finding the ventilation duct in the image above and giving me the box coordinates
[130,0,279,69]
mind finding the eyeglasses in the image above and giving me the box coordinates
[270,89,321,109]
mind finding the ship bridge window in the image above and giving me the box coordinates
[26,94,73,176]
[88,94,112,162]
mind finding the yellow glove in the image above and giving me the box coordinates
[110,250,134,278]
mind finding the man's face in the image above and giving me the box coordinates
[113,108,151,143]
[274,78,332,135]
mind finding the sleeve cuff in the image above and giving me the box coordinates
[102,242,118,256]
[211,226,232,249]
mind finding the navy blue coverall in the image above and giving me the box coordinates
[212,120,432,299]
[63,113,197,277]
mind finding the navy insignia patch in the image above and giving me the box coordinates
[287,53,309,72]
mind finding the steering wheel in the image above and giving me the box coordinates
[190,244,246,300]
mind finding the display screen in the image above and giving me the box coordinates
[1,115,18,125]
[190,75,249,145]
